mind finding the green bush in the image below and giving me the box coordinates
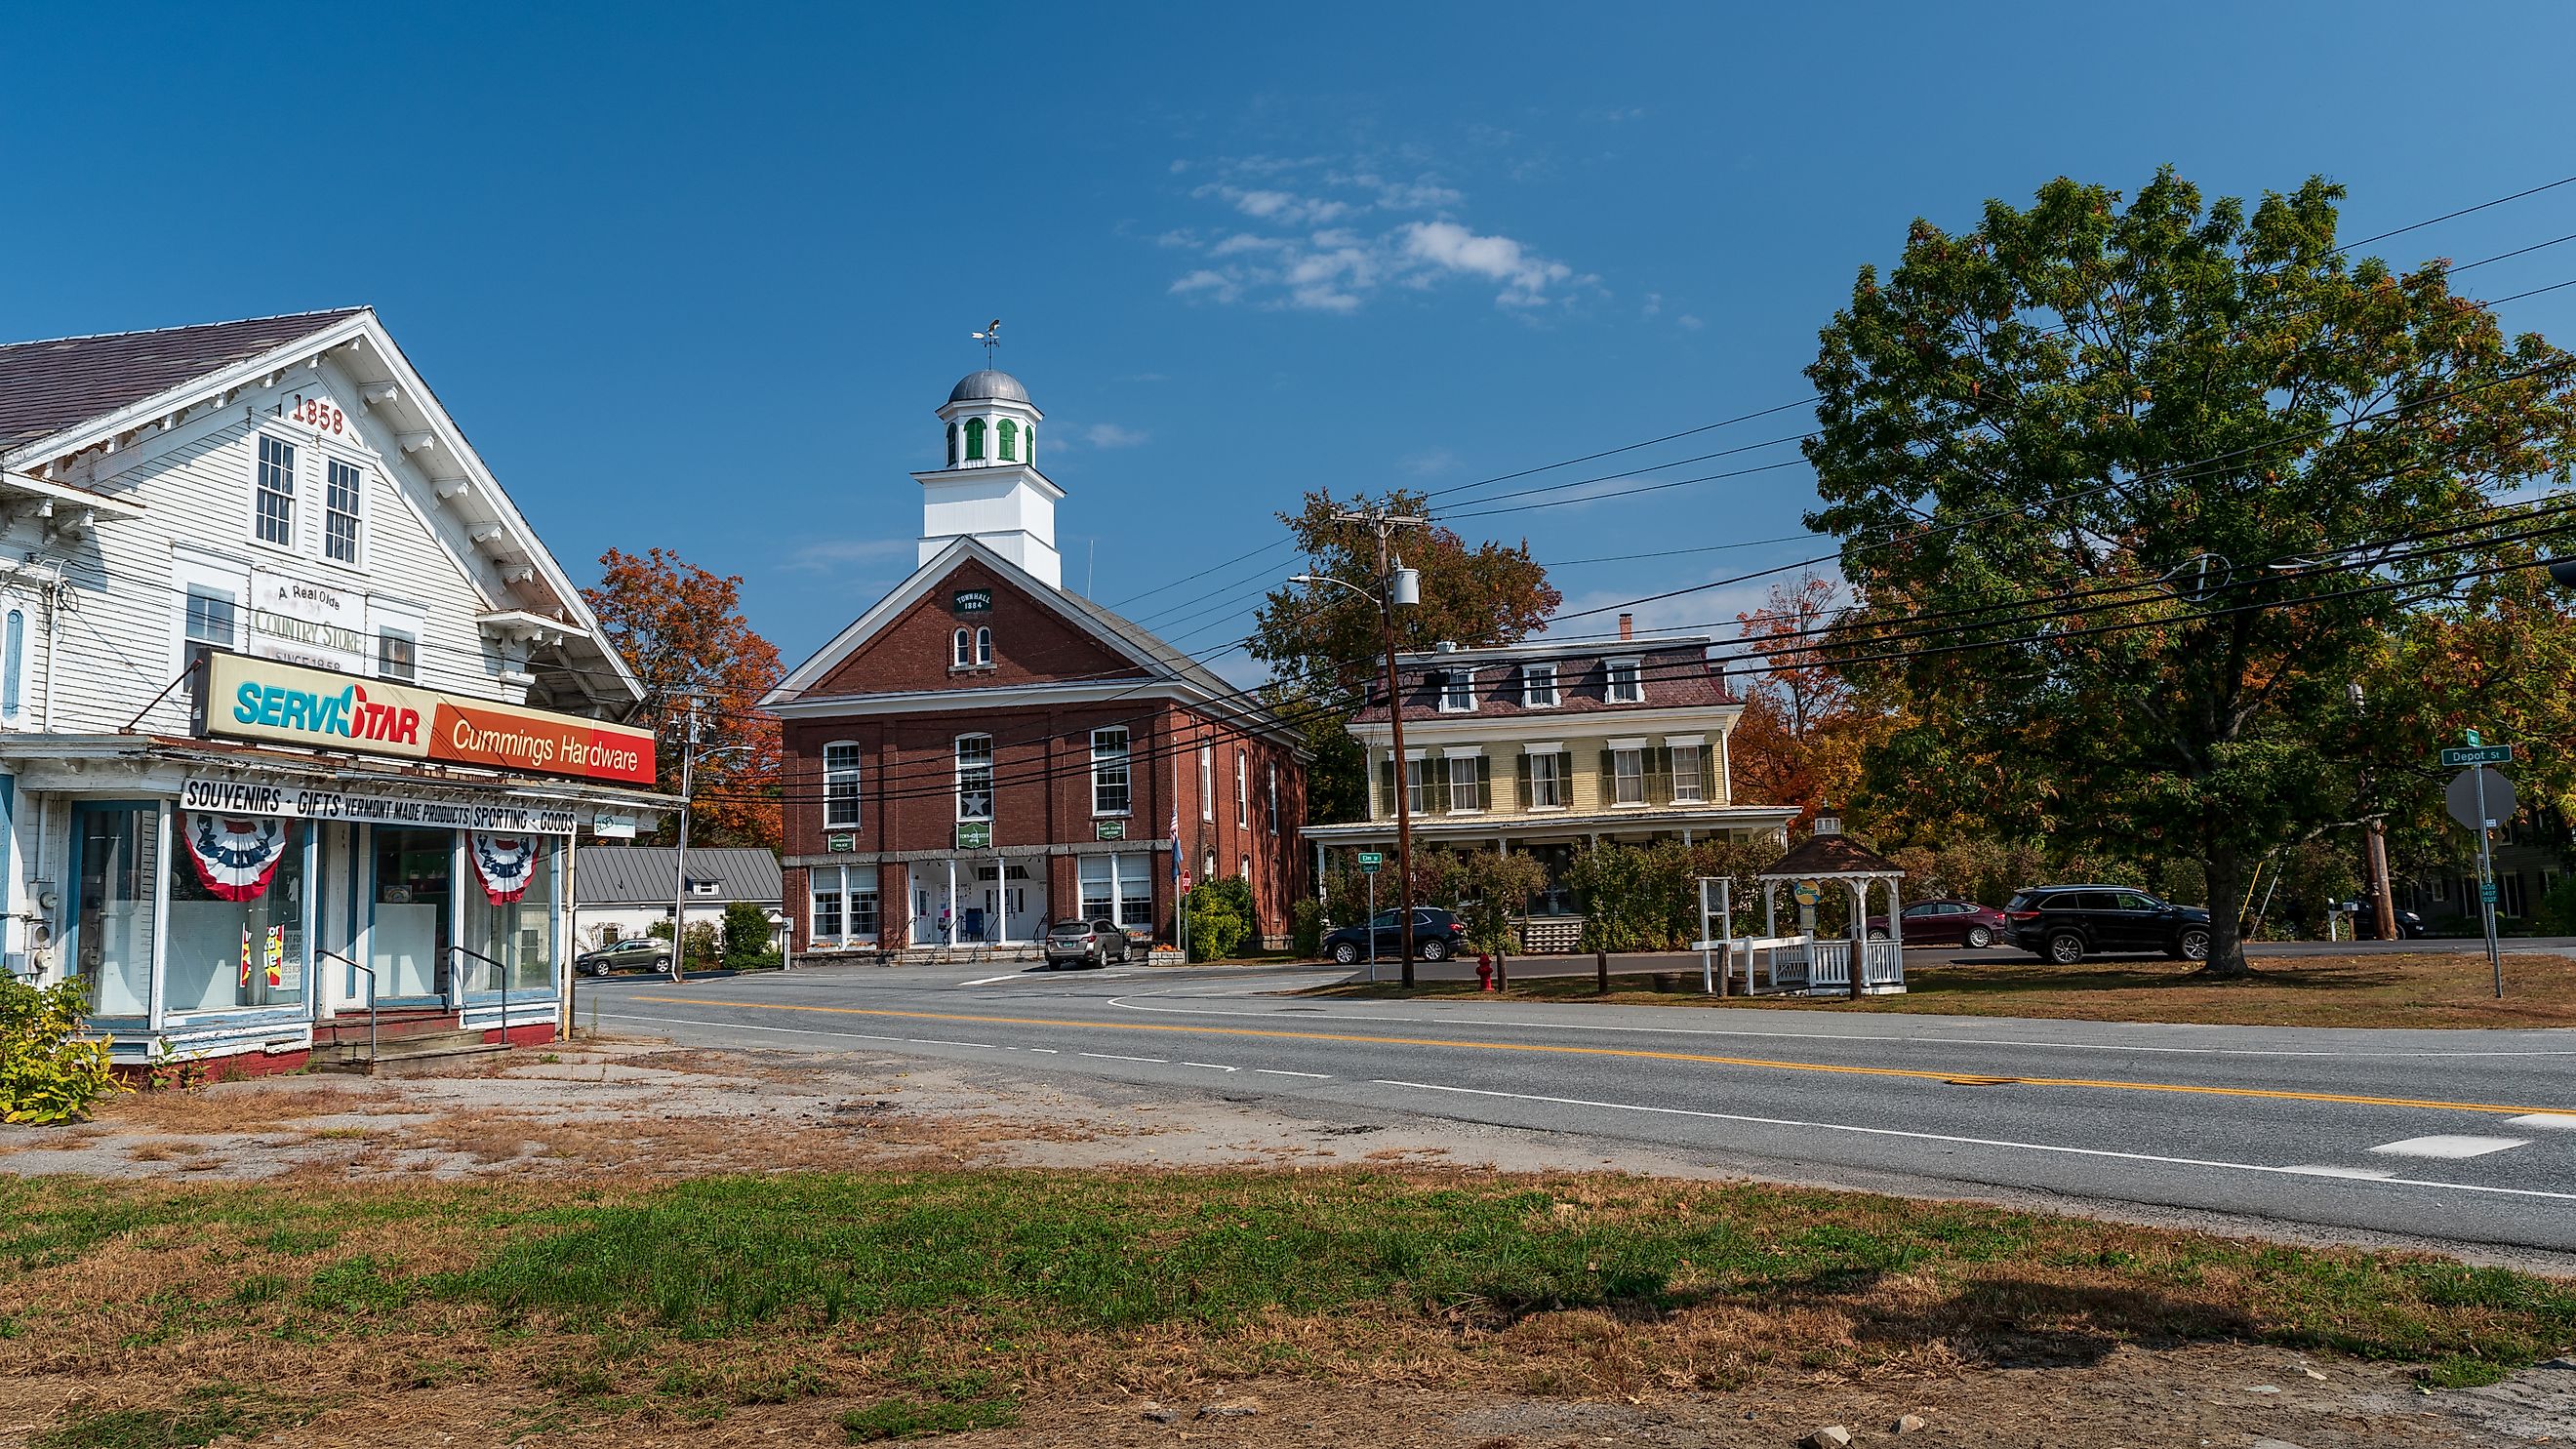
[1182,876,1256,961]
[2537,874,2576,937]
[1454,850,1550,954]
[648,919,723,964]
[1,976,123,1124]
[1290,898,1326,958]
[721,902,775,965]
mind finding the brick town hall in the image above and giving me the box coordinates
[763,366,1308,957]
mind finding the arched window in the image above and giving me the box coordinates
[953,627,973,667]
[996,419,1017,462]
[974,626,992,665]
[946,423,959,467]
[964,418,986,461]
[1023,425,1032,465]
[1,607,22,725]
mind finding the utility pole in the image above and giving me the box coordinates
[669,701,701,983]
[1331,503,1425,985]
[2350,682,2398,942]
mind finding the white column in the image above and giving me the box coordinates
[946,859,957,946]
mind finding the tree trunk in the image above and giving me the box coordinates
[2198,844,2254,979]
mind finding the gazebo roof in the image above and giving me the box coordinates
[1755,831,1906,881]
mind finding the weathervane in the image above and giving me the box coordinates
[972,318,1001,365]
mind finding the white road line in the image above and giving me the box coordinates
[1081,1053,1168,1065]
[1255,1068,1332,1079]
[1182,1062,1239,1072]
[2368,1135,2531,1159]
[2507,1112,2576,1131]
[1104,995,2576,1059]
[1367,1078,2576,1204]
[958,973,1033,986]
[2280,1165,2401,1181]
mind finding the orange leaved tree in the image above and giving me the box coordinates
[583,546,783,849]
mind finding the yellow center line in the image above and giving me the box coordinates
[625,994,2569,1117]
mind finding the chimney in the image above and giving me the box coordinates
[1618,613,1633,640]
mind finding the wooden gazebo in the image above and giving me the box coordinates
[1754,828,1908,997]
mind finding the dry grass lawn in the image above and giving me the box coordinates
[1321,951,2576,1028]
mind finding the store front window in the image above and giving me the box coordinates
[462,832,555,993]
[372,826,453,1000]
[71,804,157,1018]
[165,813,304,1012]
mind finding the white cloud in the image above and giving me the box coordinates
[1210,231,1293,257]
[1079,423,1151,448]
[1678,313,1705,332]
[1402,448,1460,477]
[1641,292,1663,318]
[1170,269,1241,302]
[1400,221,1575,306]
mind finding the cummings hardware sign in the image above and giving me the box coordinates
[181,778,582,835]
[198,650,657,786]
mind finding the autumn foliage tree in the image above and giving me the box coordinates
[1728,574,1891,827]
[583,547,783,849]
[1248,489,1560,823]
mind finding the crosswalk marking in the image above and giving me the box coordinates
[2368,1135,2530,1159]
[2505,1112,2576,1131]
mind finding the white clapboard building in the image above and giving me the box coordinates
[0,308,671,1070]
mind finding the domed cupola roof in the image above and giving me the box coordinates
[946,369,1030,405]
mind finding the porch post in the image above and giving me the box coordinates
[1846,879,1866,1001]
[946,858,957,946]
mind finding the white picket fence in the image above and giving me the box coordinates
[1787,938,1908,995]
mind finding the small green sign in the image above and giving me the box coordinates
[956,821,991,850]
[2481,880,2499,905]
[2441,744,2516,767]
[1355,851,1385,872]
[951,588,993,615]
[2465,728,2482,747]
[826,833,856,853]
[1095,819,1125,841]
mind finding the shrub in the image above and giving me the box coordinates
[721,902,775,965]
[1290,898,1326,958]
[1,976,123,1124]
[1453,851,1550,955]
[1183,876,1256,961]
[2538,874,2576,938]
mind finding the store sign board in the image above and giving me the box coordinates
[249,569,370,673]
[956,821,991,850]
[951,589,993,616]
[199,650,657,786]
[1095,819,1125,840]
[181,777,582,835]
[826,833,857,852]
[591,813,639,840]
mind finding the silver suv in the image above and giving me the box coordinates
[1043,918,1130,969]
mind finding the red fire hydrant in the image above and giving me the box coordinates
[1477,953,1496,990]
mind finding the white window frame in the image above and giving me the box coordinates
[1403,751,1428,817]
[251,433,299,551]
[1091,727,1131,817]
[955,734,994,823]
[1521,663,1557,708]
[976,625,993,665]
[1199,743,1214,822]
[1235,750,1248,827]
[321,453,364,567]
[810,864,880,946]
[823,742,863,829]
[376,627,419,683]
[1667,736,1706,804]
[0,601,27,730]
[1438,667,1475,712]
[1446,752,1482,814]
[1605,657,1643,704]
[1523,741,1566,811]
[1611,745,1647,806]
[1268,762,1279,835]
[171,551,250,683]
[952,627,974,667]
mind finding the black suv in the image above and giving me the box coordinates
[1319,907,1467,965]
[2005,886,2212,964]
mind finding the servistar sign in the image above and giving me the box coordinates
[199,651,657,786]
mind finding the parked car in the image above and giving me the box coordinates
[2344,900,2429,940]
[2005,886,2213,964]
[1043,917,1131,969]
[575,936,672,978]
[1320,907,1467,965]
[1866,898,2012,948]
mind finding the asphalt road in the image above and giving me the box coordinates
[582,959,2576,1256]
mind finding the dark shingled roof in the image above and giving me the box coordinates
[1756,832,1906,879]
[1057,586,1295,737]
[0,309,368,451]
[573,847,783,906]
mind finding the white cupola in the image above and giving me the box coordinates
[913,368,1063,588]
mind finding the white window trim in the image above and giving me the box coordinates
[1519,740,1565,755]
[1090,726,1131,819]
[1268,762,1279,835]
[1445,753,1483,815]
[1605,736,1649,751]
[249,432,302,555]
[1669,741,1706,804]
[1437,666,1476,712]
[1605,656,1644,704]
[315,446,370,572]
[823,741,864,829]
[1235,749,1248,827]
[1662,733,1706,747]
[1199,743,1214,821]
[955,733,994,823]
[366,596,427,686]
[172,554,251,680]
[1610,745,1648,808]
[1524,747,1568,812]
[1520,664,1558,708]
[0,599,28,730]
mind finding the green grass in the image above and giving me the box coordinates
[31,1385,298,1449]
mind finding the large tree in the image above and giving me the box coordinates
[584,546,784,849]
[1729,573,1896,827]
[1248,489,1558,823]
[1803,168,2576,976]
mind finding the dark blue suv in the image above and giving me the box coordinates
[2005,886,2213,965]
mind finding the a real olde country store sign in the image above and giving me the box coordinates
[199,650,656,786]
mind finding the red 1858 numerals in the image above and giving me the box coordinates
[289,395,344,434]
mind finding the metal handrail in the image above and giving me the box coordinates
[449,946,514,1046]
[316,949,377,1063]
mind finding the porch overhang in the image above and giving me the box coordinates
[1300,805,1799,847]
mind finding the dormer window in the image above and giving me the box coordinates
[1521,664,1557,708]
[1606,658,1643,704]
[1438,668,1475,712]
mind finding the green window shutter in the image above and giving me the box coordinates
[1514,754,1532,810]
[946,423,959,466]
[998,420,1017,461]
[1378,756,1396,817]
[1558,751,1575,806]
[965,418,986,460]
[1649,746,1673,805]
[1599,749,1615,801]
[1476,755,1492,810]
[1701,748,1718,803]
[1431,760,1452,814]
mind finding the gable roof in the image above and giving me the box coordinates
[0,309,368,450]
[763,535,1299,745]
[1756,832,1905,880]
[573,846,782,906]
[0,307,642,713]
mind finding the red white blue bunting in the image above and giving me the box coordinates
[469,832,542,905]
[181,814,293,902]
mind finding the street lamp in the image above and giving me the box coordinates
[1290,562,1423,983]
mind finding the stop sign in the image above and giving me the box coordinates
[2445,766,2516,830]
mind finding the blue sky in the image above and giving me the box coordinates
[8,3,2576,684]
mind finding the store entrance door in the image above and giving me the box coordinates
[370,826,454,1002]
